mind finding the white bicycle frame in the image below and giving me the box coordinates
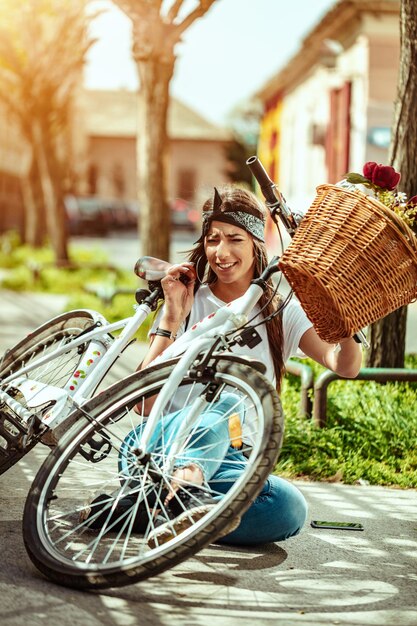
[134,280,266,465]
[0,271,267,440]
[0,302,153,428]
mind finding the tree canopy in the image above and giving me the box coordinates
[0,0,95,260]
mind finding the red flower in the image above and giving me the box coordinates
[362,162,401,190]
[372,165,401,190]
[363,162,377,179]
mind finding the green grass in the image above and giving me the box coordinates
[278,355,417,487]
[1,233,416,487]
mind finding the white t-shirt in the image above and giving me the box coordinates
[150,284,313,385]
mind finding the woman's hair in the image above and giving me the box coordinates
[188,185,285,392]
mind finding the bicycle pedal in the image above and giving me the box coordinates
[0,405,30,451]
[40,430,58,448]
[79,431,112,463]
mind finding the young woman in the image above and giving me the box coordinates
[136,185,362,547]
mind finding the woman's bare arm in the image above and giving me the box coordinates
[139,262,196,371]
[135,263,196,414]
[299,327,362,378]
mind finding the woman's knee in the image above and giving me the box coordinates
[270,477,308,539]
[218,476,308,546]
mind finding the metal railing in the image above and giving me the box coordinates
[286,359,314,418]
[313,367,417,426]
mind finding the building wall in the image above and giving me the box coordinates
[279,67,333,210]
[258,11,400,213]
[168,140,230,209]
[87,135,230,209]
[335,35,369,175]
[88,136,137,199]
[365,15,400,163]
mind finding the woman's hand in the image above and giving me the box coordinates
[159,262,196,332]
[139,262,196,372]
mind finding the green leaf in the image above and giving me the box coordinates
[344,173,369,185]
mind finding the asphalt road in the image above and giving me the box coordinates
[2,444,417,626]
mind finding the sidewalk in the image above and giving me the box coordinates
[0,290,416,626]
[3,451,417,626]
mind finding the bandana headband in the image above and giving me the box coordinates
[200,187,266,242]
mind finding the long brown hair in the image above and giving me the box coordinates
[188,186,285,392]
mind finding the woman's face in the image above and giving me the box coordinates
[204,220,255,287]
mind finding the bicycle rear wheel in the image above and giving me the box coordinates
[0,310,103,473]
[23,355,284,589]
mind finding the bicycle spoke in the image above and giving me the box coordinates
[24,357,282,588]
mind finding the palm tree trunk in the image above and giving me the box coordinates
[32,120,68,262]
[366,0,417,367]
[135,55,175,261]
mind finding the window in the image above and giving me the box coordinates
[87,164,98,195]
[177,169,196,202]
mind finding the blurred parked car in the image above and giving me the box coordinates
[66,195,201,236]
[171,198,200,232]
[65,196,138,236]
[101,199,138,232]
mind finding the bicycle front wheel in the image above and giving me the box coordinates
[23,355,284,589]
[0,310,103,473]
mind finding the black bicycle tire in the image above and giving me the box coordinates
[23,356,284,589]
[0,310,98,474]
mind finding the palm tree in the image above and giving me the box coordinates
[0,0,95,261]
[366,0,417,367]
[112,0,217,260]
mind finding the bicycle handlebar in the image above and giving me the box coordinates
[246,156,277,204]
[246,155,300,237]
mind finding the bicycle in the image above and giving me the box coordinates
[0,260,172,473]
[20,156,379,589]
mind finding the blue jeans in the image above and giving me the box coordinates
[211,455,308,545]
[119,394,308,546]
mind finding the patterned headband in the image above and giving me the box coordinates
[200,188,266,242]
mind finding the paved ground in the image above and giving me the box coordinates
[0,291,416,626]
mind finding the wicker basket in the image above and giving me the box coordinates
[279,184,417,343]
